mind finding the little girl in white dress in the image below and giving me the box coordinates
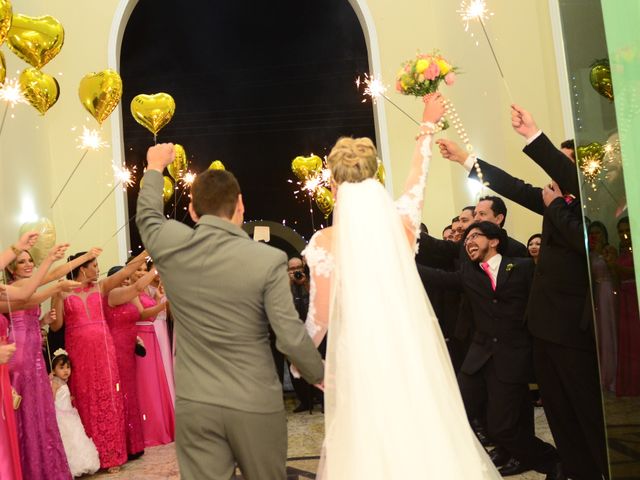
[51,349,100,477]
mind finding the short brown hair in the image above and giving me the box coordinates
[191,169,241,218]
[327,137,378,184]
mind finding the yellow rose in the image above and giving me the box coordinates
[401,74,415,89]
[415,59,430,74]
[436,59,451,75]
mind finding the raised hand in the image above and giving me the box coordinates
[16,231,40,251]
[422,92,445,124]
[436,139,468,164]
[57,280,82,293]
[511,104,539,139]
[48,243,70,261]
[542,181,563,207]
[146,143,175,172]
[0,343,17,364]
[87,247,103,259]
[42,309,57,325]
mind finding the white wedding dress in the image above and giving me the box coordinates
[303,134,501,479]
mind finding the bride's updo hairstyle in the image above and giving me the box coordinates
[327,137,378,184]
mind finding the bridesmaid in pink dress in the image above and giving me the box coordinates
[50,250,149,471]
[0,313,21,480]
[148,272,175,404]
[131,261,175,447]
[104,265,160,458]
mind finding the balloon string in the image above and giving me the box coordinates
[51,149,89,208]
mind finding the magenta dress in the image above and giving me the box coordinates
[136,292,175,447]
[0,314,22,480]
[104,301,145,456]
[148,285,175,405]
[616,251,640,396]
[8,307,71,479]
[63,286,127,468]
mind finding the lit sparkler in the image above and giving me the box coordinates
[79,165,135,230]
[77,126,109,151]
[181,171,196,186]
[0,78,27,136]
[581,155,603,186]
[356,74,388,104]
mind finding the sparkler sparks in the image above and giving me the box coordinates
[77,126,108,151]
[113,164,136,189]
[458,0,493,31]
[0,78,27,107]
[181,171,196,186]
[356,74,388,103]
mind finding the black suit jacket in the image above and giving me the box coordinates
[469,133,595,350]
[419,257,535,383]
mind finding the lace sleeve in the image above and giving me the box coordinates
[395,134,433,253]
[302,231,333,347]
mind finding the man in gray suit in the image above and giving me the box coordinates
[137,143,324,480]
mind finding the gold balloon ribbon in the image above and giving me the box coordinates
[19,67,59,115]
[78,69,122,125]
[7,13,64,69]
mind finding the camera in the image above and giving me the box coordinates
[293,270,305,280]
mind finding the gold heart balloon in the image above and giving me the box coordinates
[7,14,64,69]
[130,93,176,136]
[168,144,188,180]
[314,187,334,219]
[589,61,614,101]
[20,67,59,115]
[375,161,386,186]
[19,217,55,266]
[0,0,11,46]
[162,175,174,203]
[78,69,122,125]
[208,160,225,171]
[291,155,322,181]
[0,51,6,84]
[576,142,604,164]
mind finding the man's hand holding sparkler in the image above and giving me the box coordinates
[147,143,176,173]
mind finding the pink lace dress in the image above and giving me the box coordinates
[63,286,127,468]
[136,292,175,446]
[104,301,145,455]
[8,306,71,479]
[0,313,22,480]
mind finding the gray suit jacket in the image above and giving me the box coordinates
[136,170,324,413]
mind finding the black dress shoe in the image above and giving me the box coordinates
[293,403,311,413]
[544,461,566,480]
[489,447,511,468]
[470,419,493,447]
[499,457,530,476]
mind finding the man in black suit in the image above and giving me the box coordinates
[419,222,562,479]
[436,105,608,480]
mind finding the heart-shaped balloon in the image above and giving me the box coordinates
[576,142,604,164]
[162,175,174,203]
[375,161,386,186]
[589,61,613,101]
[18,217,55,266]
[0,51,6,84]
[78,69,122,125]
[291,155,322,181]
[130,93,175,136]
[168,144,188,180]
[20,67,59,114]
[7,13,64,69]
[314,186,334,219]
[208,160,225,171]
[0,0,11,47]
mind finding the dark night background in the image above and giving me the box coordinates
[121,0,376,253]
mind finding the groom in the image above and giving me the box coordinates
[137,143,324,480]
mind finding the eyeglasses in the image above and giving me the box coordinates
[464,232,486,245]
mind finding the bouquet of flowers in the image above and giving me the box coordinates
[396,52,457,97]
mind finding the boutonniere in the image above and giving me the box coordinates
[505,263,515,272]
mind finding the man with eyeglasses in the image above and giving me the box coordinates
[419,222,563,480]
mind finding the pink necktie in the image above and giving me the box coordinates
[481,262,496,291]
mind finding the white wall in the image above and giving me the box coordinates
[1,0,570,262]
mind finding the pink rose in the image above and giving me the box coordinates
[395,80,403,92]
[404,64,411,73]
[444,72,456,85]
[425,62,440,81]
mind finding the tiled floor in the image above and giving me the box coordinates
[89,396,555,479]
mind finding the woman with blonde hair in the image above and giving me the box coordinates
[301,93,501,478]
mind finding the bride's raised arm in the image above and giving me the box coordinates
[395,93,445,247]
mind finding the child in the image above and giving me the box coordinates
[50,349,100,477]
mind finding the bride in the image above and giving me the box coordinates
[302,93,501,478]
